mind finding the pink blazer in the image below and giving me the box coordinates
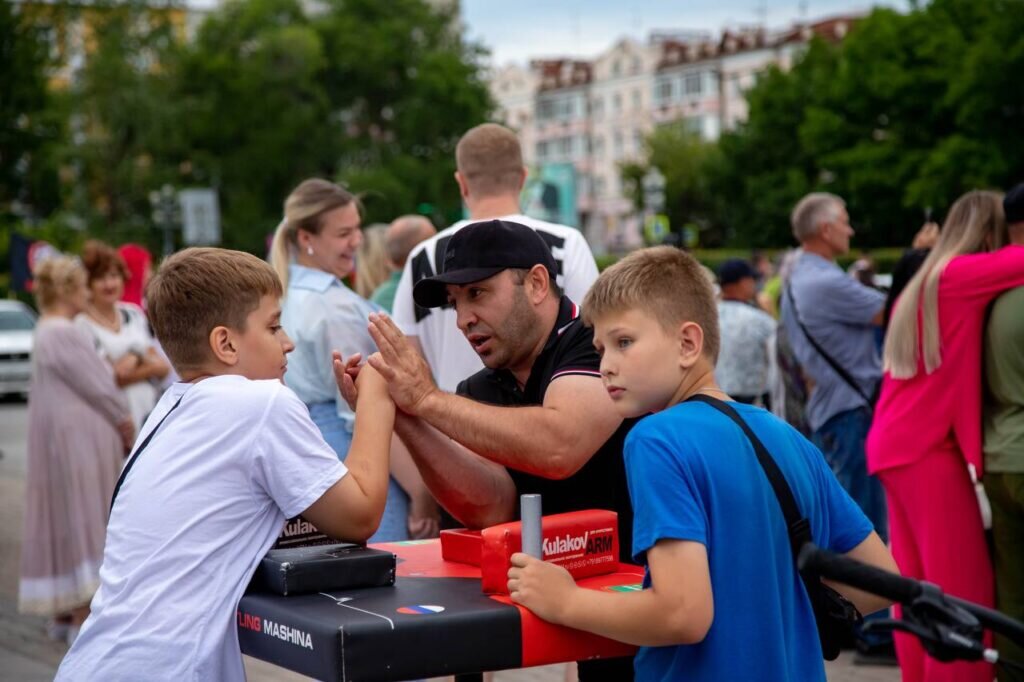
[867,245,1024,476]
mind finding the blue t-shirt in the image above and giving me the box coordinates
[626,401,873,682]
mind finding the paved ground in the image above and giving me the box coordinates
[0,398,898,681]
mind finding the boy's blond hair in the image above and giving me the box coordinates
[583,246,720,363]
[146,248,283,373]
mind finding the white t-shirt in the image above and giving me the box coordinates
[75,303,161,431]
[392,214,599,392]
[55,376,347,682]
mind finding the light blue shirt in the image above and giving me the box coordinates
[780,251,885,431]
[280,264,381,422]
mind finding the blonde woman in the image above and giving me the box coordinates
[866,190,1024,682]
[19,257,133,644]
[354,223,390,300]
[270,179,438,542]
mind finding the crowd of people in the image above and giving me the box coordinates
[13,119,1024,682]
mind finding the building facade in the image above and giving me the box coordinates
[489,15,857,251]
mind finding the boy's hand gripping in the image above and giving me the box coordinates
[507,553,578,625]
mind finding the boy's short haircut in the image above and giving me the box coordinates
[146,248,283,372]
[582,246,720,363]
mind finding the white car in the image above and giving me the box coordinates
[0,300,37,396]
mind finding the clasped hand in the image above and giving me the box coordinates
[336,313,439,415]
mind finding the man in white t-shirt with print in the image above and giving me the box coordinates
[392,123,598,392]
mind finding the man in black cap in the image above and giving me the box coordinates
[347,219,634,680]
[715,258,776,408]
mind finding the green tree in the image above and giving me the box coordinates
[622,125,724,246]
[709,0,1024,248]
[54,0,182,245]
[314,0,491,227]
[167,0,335,251]
[164,0,491,252]
[0,0,59,221]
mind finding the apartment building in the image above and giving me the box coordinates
[490,15,857,250]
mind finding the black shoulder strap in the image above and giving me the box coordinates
[784,284,874,406]
[687,394,812,556]
[110,393,185,512]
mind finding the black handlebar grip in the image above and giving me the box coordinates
[798,544,921,605]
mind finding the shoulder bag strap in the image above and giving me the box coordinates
[784,284,874,406]
[686,394,812,556]
[110,393,185,512]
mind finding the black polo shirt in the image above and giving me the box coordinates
[456,296,635,562]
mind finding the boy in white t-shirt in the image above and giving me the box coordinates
[56,248,395,681]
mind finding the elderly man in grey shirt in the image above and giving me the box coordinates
[780,193,892,663]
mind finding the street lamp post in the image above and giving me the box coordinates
[641,168,668,245]
[149,184,179,258]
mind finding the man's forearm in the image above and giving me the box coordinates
[394,413,515,528]
[413,391,584,478]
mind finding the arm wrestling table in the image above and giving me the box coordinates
[237,538,641,681]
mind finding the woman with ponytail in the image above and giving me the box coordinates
[866,190,1024,682]
[270,179,438,542]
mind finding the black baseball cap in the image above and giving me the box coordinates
[717,258,757,286]
[1005,182,1024,225]
[412,220,557,309]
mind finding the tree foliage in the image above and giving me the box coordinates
[163,0,492,251]
[7,0,491,254]
[0,0,59,220]
[641,0,1024,248]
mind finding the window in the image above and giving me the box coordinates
[632,89,641,111]
[614,131,624,157]
[593,135,604,158]
[684,116,703,136]
[612,60,622,77]
[536,141,549,160]
[655,79,673,104]
[684,73,703,96]
[613,93,622,113]
[592,97,604,120]
[0,310,35,331]
[633,129,644,151]
[538,100,555,121]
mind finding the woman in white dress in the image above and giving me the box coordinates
[75,241,170,431]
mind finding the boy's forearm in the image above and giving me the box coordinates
[559,587,706,647]
[345,396,396,509]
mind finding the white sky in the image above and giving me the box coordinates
[461,0,909,65]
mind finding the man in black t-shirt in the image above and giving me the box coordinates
[347,219,634,680]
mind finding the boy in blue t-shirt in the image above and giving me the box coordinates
[508,246,897,681]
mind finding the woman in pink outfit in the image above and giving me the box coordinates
[867,190,1024,682]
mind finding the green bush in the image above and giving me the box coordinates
[595,247,910,275]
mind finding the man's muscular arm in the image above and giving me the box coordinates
[337,351,516,528]
[367,314,621,479]
[393,413,517,528]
